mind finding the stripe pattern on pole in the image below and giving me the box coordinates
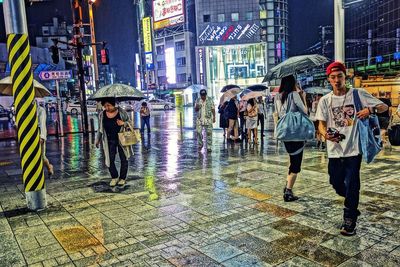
[7,33,45,192]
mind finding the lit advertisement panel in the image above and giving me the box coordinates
[142,17,152,53]
[153,0,184,30]
[165,47,176,84]
[198,23,260,45]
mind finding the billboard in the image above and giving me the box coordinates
[153,0,184,30]
[142,17,152,53]
[198,23,260,45]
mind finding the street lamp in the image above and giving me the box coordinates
[88,0,99,89]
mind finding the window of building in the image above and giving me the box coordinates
[176,57,186,67]
[177,73,187,83]
[217,14,225,22]
[203,14,211,22]
[231,13,239,22]
[246,12,253,20]
[42,37,49,43]
[158,76,167,85]
[175,41,185,51]
[157,61,166,70]
[156,45,164,55]
[260,10,267,19]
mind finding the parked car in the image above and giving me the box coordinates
[148,99,175,110]
[0,104,12,121]
[66,101,98,115]
[119,101,136,112]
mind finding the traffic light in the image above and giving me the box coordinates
[101,48,109,65]
[50,45,59,64]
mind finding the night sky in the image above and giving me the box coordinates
[288,0,334,56]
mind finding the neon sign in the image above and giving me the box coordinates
[198,23,260,44]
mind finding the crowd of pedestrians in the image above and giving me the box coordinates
[35,61,395,237]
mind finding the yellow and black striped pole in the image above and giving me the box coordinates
[4,0,46,210]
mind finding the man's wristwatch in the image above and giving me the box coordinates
[369,107,377,114]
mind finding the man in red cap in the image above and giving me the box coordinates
[315,61,388,236]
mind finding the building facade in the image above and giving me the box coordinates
[194,0,289,101]
[135,0,196,99]
[345,0,400,62]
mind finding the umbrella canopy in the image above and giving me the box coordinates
[304,87,332,95]
[263,54,329,82]
[89,83,145,101]
[0,76,51,97]
[246,84,268,92]
[221,84,240,93]
[241,90,266,101]
[185,84,208,93]
[219,87,242,105]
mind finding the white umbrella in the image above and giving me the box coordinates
[241,90,266,101]
[219,87,242,105]
[0,76,51,97]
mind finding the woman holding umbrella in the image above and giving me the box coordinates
[96,98,132,187]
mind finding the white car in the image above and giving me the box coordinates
[66,101,98,115]
[148,99,175,110]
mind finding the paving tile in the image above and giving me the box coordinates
[167,250,220,267]
[198,241,244,263]
[222,253,268,267]
[248,226,287,242]
[276,256,323,267]
[230,187,272,201]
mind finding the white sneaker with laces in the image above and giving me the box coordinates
[109,178,118,187]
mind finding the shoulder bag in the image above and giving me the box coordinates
[353,89,381,163]
[275,93,315,141]
[118,121,141,146]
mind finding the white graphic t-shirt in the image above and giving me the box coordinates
[315,88,382,158]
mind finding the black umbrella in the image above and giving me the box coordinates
[263,54,329,82]
[220,84,240,93]
[246,84,268,92]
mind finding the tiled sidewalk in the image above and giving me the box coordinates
[0,125,399,266]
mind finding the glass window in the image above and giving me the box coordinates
[260,10,267,19]
[231,13,239,22]
[177,73,186,83]
[157,61,166,69]
[203,14,210,22]
[175,41,185,51]
[217,14,225,22]
[246,12,253,20]
[156,45,164,55]
[176,57,186,67]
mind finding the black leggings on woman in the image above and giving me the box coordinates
[283,141,305,174]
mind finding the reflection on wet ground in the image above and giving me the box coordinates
[0,108,399,266]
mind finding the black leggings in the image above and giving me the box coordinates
[108,139,128,179]
[283,141,305,174]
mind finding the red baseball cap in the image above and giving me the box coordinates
[326,61,346,75]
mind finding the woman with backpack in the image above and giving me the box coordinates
[275,75,308,202]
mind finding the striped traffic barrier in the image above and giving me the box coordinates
[7,33,46,204]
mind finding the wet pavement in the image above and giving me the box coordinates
[0,107,399,266]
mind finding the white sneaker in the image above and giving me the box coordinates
[109,178,118,187]
[117,179,126,186]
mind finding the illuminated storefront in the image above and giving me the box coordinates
[196,43,266,101]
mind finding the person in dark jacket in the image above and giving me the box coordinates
[225,96,239,141]
[218,101,229,137]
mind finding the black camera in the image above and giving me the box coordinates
[327,128,346,142]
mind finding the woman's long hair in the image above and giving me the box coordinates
[279,75,296,104]
[247,98,255,106]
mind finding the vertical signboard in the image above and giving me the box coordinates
[142,17,154,70]
[198,47,206,85]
